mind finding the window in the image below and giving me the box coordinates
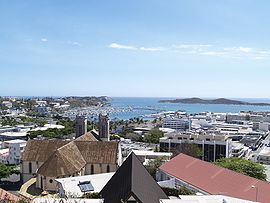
[29,162,32,174]
[91,164,94,174]
[107,165,110,172]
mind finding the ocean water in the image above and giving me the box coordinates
[110,97,270,120]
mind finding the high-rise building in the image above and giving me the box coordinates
[99,113,110,141]
[75,115,87,138]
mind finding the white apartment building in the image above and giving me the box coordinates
[257,147,270,165]
[159,132,233,162]
[163,118,191,131]
[253,122,270,132]
[131,150,172,165]
[231,142,250,158]
[0,139,27,165]
[0,148,9,164]
[226,113,249,123]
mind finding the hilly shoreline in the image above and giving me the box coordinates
[158,97,270,106]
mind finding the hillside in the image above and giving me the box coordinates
[159,97,270,106]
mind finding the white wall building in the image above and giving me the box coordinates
[56,172,114,198]
[0,148,9,164]
[163,118,191,131]
[131,150,172,165]
[5,139,27,165]
[257,147,270,165]
[159,132,232,162]
[0,139,27,165]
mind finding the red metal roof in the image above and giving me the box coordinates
[159,154,270,203]
[0,188,20,202]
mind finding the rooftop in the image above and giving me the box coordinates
[3,139,27,144]
[0,188,20,202]
[100,152,168,203]
[159,153,270,203]
[132,150,172,157]
[160,195,258,203]
[56,172,114,197]
[33,198,103,203]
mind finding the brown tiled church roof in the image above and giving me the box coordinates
[21,139,69,162]
[22,130,119,177]
[74,141,118,164]
[37,141,86,177]
[75,131,99,141]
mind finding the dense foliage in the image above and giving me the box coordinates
[82,192,101,199]
[162,186,195,196]
[0,164,19,179]
[144,128,164,144]
[173,143,203,158]
[145,157,165,179]
[215,157,267,181]
[0,116,47,127]
[27,118,75,139]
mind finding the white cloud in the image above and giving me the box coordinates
[172,44,211,49]
[109,43,136,50]
[254,56,265,60]
[67,41,82,46]
[239,47,252,53]
[108,42,270,60]
[199,51,224,56]
[41,38,48,42]
[139,47,165,51]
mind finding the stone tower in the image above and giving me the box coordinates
[98,113,110,141]
[75,115,87,138]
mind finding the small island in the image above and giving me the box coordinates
[158,97,270,106]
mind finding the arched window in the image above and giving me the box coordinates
[107,165,110,173]
[91,164,94,174]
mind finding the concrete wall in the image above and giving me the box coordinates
[21,161,43,182]
[36,170,84,192]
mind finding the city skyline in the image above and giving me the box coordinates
[1,1,270,97]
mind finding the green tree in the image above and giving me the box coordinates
[0,164,19,179]
[145,157,165,179]
[162,186,195,196]
[144,128,164,144]
[125,132,143,142]
[178,186,196,195]
[173,143,203,159]
[215,157,267,181]
[82,192,101,199]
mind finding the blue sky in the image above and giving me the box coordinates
[0,0,270,98]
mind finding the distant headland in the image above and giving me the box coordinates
[158,97,270,106]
